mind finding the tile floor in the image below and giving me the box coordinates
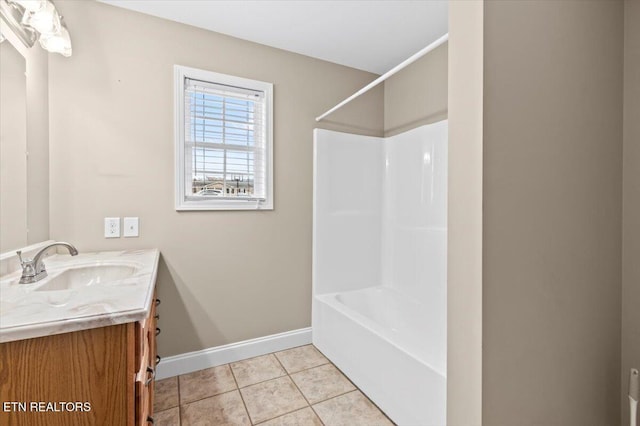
[153,344,395,426]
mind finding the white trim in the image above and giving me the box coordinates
[174,65,274,211]
[156,327,312,380]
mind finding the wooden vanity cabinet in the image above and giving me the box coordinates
[0,295,160,426]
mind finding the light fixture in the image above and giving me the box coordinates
[0,0,71,56]
[10,0,44,13]
[38,15,69,56]
[21,0,58,35]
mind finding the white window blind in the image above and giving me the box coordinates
[185,78,266,200]
[175,65,273,211]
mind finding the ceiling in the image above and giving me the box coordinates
[98,0,448,75]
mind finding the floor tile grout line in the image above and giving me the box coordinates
[318,356,359,389]
[272,352,292,380]
[306,346,395,424]
[277,355,312,401]
[177,376,182,425]
[229,361,255,425]
[177,387,239,409]
[293,355,328,426]
[232,351,284,365]
[288,362,357,406]
[240,375,310,425]
[313,389,396,426]
[273,354,326,426]
[317,355,394,422]
[308,404,326,426]
[231,356,309,426]
[236,372,289,390]
[253,406,317,426]
[323,386,395,425]
[231,354,289,389]
[276,354,318,422]
[153,378,181,412]
[272,351,292,374]
[284,359,331,376]
[273,345,331,375]
[232,352,324,425]
[307,388,358,407]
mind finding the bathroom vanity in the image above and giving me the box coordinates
[0,246,160,425]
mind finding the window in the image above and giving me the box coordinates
[174,65,273,210]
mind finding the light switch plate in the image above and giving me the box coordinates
[123,217,139,237]
[104,217,120,238]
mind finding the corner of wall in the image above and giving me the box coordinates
[447,1,484,424]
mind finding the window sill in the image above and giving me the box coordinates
[175,199,273,211]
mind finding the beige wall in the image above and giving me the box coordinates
[48,1,383,357]
[622,0,640,424]
[447,1,483,424]
[482,1,623,424]
[384,43,447,137]
[40,3,636,424]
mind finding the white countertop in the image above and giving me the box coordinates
[0,249,159,343]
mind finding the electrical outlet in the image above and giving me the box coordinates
[104,217,120,238]
[123,217,139,237]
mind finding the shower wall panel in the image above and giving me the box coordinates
[312,130,384,295]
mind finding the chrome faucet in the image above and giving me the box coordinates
[16,242,79,284]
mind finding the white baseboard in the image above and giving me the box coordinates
[156,327,312,380]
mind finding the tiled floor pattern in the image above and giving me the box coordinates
[154,344,394,425]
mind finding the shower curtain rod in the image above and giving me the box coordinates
[315,32,449,122]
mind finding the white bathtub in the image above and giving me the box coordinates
[334,286,445,376]
[313,123,448,425]
[313,286,446,426]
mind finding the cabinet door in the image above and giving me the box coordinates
[0,324,135,426]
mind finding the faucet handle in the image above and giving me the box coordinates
[16,250,33,265]
[16,250,36,279]
[16,250,25,265]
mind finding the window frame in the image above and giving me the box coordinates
[174,65,274,211]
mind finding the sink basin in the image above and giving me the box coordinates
[35,265,138,291]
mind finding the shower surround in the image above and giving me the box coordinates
[312,120,448,425]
